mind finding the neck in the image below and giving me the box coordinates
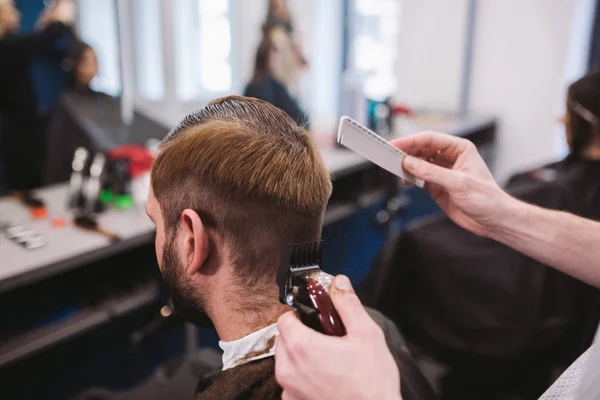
[251,71,272,84]
[582,143,600,160]
[209,283,290,342]
[74,82,89,93]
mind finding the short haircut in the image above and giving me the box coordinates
[151,96,332,291]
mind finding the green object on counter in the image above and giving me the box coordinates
[100,189,115,205]
[115,194,134,210]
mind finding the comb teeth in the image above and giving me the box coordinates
[289,241,322,268]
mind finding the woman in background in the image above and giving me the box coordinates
[65,41,99,93]
[244,39,309,128]
[564,71,600,159]
[506,71,600,219]
[262,0,308,96]
[0,0,74,191]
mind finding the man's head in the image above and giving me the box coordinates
[147,96,332,327]
[68,42,98,90]
[565,71,600,156]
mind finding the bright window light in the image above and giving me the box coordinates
[349,0,401,100]
[132,0,165,101]
[198,0,232,93]
[77,0,121,96]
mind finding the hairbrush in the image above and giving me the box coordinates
[277,241,346,336]
[74,215,120,242]
[12,191,47,219]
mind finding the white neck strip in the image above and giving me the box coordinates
[219,323,279,370]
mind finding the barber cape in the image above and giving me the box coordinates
[539,326,600,399]
[195,308,438,400]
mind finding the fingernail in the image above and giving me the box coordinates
[335,275,352,291]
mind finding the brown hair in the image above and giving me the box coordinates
[567,71,600,156]
[151,96,332,291]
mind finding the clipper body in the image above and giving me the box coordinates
[277,242,346,336]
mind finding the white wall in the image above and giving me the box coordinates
[468,0,593,182]
[293,0,343,125]
[395,0,470,111]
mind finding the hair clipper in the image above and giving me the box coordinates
[277,242,346,336]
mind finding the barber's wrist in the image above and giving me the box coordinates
[486,193,525,243]
[376,392,401,400]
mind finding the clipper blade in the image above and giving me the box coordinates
[289,241,323,269]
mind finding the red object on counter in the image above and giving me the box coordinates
[108,145,154,177]
[31,207,48,220]
[391,104,414,116]
[51,217,67,228]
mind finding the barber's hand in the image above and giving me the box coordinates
[393,131,511,237]
[58,0,75,24]
[275,275,401,400]
[50,0,75,25]
[35,5,54,30]
[37,0,75,29]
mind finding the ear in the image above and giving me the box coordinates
[179,209,209,277]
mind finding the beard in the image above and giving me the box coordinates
[160,235,214,328]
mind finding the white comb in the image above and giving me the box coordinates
[337,116,425,188]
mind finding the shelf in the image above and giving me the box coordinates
[0,282,160,368]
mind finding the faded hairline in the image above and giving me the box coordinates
[153,120,331,215]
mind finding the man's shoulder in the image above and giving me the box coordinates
[365,306,408,351]
[365,307,439,400]
[195,357,281,400]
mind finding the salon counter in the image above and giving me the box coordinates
[0,186,155,295]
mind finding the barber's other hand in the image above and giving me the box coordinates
[37,0,75,29]
[51,0,75,25]
[393,131,510,237]
[275,275,401,400]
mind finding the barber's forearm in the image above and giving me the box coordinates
[489,197,600,287]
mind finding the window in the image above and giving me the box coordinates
[198,0,232,92]
[346,0,401,100]
[174,0,234,101]
[132,0,165,101]
[77,0,121,96]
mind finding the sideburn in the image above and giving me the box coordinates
[161,233,214,328]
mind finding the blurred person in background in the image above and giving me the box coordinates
[65,41,99,94]
[0,0,74,191]
[563,72,600,161]
[262,0,308,97]
[244,39,309,128]
[44,40,116,185]
[506,71,600,210]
